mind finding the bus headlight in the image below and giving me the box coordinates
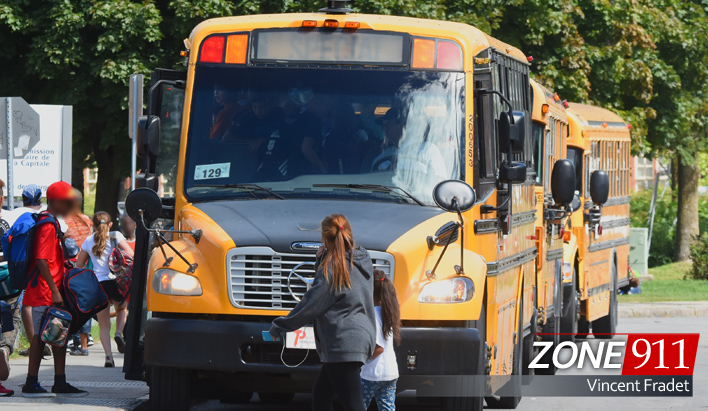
[418,277,474,303]
[153,269,203,296]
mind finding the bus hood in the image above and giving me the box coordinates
[193,199,443,253]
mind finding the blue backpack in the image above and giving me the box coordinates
[0,211,60,290]
[63,267,109,334]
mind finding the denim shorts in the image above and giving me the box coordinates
[31,306,50,335]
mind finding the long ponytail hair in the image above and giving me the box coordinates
[91,211,111,257]
[320,214,354,291]
[373,269,401,346]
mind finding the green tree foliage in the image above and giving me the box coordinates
[0,0,706,228]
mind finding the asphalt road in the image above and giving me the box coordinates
[190,317,708,411]
[2,317,704,410]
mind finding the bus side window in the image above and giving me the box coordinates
[474,76,497,199]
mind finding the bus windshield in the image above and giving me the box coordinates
[184,66,464,206]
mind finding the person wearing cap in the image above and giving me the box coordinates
[1,184,52,365]
[22,181,87,398]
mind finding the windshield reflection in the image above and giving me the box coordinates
[185,67,464,206]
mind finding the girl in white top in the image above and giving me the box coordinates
[360,270,401,411]
[76,211,134,368]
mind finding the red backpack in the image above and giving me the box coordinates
[108,237,134,299]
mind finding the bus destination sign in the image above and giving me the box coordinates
[253,30,406,64]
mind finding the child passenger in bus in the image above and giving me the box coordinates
[360,269,401,411]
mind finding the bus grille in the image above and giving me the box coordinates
[226,247,394,310]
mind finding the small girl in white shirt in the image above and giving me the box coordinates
[361,270,401,411]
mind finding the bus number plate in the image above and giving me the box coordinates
[286,327,316,350]
[194,162,230,180]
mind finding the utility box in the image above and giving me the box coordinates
[630,227,649,277]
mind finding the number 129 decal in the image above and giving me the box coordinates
[194,162,230,180]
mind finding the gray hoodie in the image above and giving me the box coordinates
[270,246,376,364]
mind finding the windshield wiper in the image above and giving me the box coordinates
[193,183,285,200]
[312,183,426,207]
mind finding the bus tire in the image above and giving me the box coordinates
[559,268,579,343]
[535,312,559,376]
[440,306,485,411]
[258,392,295,404]
[593,259,618,338]
[522,306,537,379]
[485,301,523,409]
[149,366,191,411]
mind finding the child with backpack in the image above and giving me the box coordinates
[17,181,87,397]
[75,211,134,367]
[360,270,401,411]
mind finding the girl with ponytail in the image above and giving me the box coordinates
[76,211,134,367]
[360,270,401,411]
[270,214,376,411]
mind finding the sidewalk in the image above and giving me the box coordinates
[619,301,708,318]
[0,339,147,410]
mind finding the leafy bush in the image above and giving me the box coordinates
[630,189,677,267]
[688,233,708,280]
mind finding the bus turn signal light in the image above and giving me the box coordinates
[412,38,435,69]
[324,19,339,28]
[225,34,248,64]
[302,20,317,28]
[563,230,572,242]
[199,35,225,63]
[542,103,549,114]
[344,21,360,29]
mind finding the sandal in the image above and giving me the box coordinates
[104,356,115,368]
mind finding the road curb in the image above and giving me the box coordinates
[619,302,708,318]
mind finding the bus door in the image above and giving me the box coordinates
[124,68,186,381]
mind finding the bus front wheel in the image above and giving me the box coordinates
[149,366,192,411]
[440,306,486,411]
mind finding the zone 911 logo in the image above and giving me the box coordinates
[529,333,700,375]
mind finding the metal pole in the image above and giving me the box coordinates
[129,74,144,192]
[5,98,14,210]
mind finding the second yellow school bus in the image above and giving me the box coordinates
[124,3,577,410]
[562,102,631,337]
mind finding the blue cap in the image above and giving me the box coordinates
[22,184,42,206]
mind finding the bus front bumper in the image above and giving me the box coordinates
[144,318,484,396]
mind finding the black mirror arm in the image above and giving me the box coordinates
[154,231,198,274]
[475,88,514,121]
[454,199,465,275]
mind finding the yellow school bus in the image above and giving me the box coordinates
[529,80,571,361]
[562,102,631,338]
[123,3,578,410]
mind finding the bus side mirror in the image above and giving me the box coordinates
[499,161,527,184]
[499,111,526,154]
[135,173,159,191]
[125,187,163,226]
[551,159,576,206]
[137,115,161,157]
[590,170,609,205]
[433,180,476,213]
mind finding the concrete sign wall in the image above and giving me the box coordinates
[0,100,72,205]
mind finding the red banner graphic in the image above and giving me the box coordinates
[621,333,700,376]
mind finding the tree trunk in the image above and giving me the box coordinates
[89,128,122,221]
[674,153,700,261]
